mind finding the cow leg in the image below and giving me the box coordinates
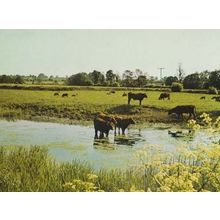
[95,129,98,139]
[193,112,196,119]
[139,100,142,106]
[106,131,109,137]
[128,98,131,105]
[122,128,125,135]
[99,132,104,139]
[188,113,192,119]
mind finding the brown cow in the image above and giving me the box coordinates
[114,116,135,135]
[122,92,127,97]
[62,93,68,97]
[168,105,196,120]
[128,92,147,106]
[94,117,114,138]
[95,113,117,125]
[200,96,205,100]
[54,92,59,96]
[159,92,170,100]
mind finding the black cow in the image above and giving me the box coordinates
[62,93,68,97]
[114,116,135,135]
[128,92,147,106]
[200,96,205,100]
[168,105,196,120]
[159,92,170,100]
[54,92,59,96]
[94,117,114,138]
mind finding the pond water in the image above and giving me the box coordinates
[0,120,218,170]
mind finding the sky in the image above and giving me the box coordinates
[0,29,220,77]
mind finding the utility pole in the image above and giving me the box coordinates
[158,67,165,80]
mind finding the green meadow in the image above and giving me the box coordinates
[0,87,219,123]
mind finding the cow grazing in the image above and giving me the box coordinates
[159,92,170,100]
[94,117,114,138]
[54,92,59,96]
[114,116,135,135]
[72,93,78,97]
[62,93,68,97]
[215,97,220,102]
[200,96,206,100]
[110,90,116,94]
[168,105,196,120]
[211,96,220,100]
[122,92,127,97]
[128,92,147,106]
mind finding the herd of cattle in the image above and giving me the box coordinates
[52,90,220,138]
[94,113,135,139]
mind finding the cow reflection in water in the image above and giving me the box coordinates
[93,137,115,150]
[114,128,143,146]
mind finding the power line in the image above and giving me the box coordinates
[158,67,165,79]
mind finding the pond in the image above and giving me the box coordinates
[0,120,218,170]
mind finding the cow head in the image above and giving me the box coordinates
[128,118,135,124]
[106,121,114,130]
[143,93,147,98]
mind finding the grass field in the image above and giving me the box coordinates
[0,88,220,123]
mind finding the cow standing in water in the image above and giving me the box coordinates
[114,116,135,135]
[168,105,196,120]
[128,92,147,106]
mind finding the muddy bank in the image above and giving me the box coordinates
[0,103,181,125]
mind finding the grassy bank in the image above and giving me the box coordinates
[0,88,220,123]
[0,145,219,192]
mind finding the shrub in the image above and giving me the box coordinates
[208,86,218,94]
[171,82,183,92]
[111,82,120,87]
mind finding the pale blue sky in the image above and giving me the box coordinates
[0,30,220,77]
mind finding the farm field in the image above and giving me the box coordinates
[0,88,220,123]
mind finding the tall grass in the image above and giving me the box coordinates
[0,143,220,192]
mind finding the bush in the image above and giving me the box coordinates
[171,82,183,92]
[111,82,120,87]
[208,86,218,94]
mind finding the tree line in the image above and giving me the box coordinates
[2,69,220,89]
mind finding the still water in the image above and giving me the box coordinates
[0,120,217,170]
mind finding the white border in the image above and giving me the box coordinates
[0,1,220,220]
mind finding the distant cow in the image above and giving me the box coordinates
[72,93,78,97]
[114,116,135,135]
[94,117,114,138]
[110,90,116,94]
[200,96,206,100]
[211,96,220,100]
[54,92,59,96]
[159,92,170,100]
[128,92,147,106]
[215,97,220,102]
[62,93,68,97]
[122,92,127,97]
[168,105,196,120]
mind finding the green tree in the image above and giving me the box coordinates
[208,70,220,89]
[136,75,147,87]
[183,73,203,89]
[14,75,24,84]
[67,73,93,86]
[88,70,105,85]
[165,76,178,86]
